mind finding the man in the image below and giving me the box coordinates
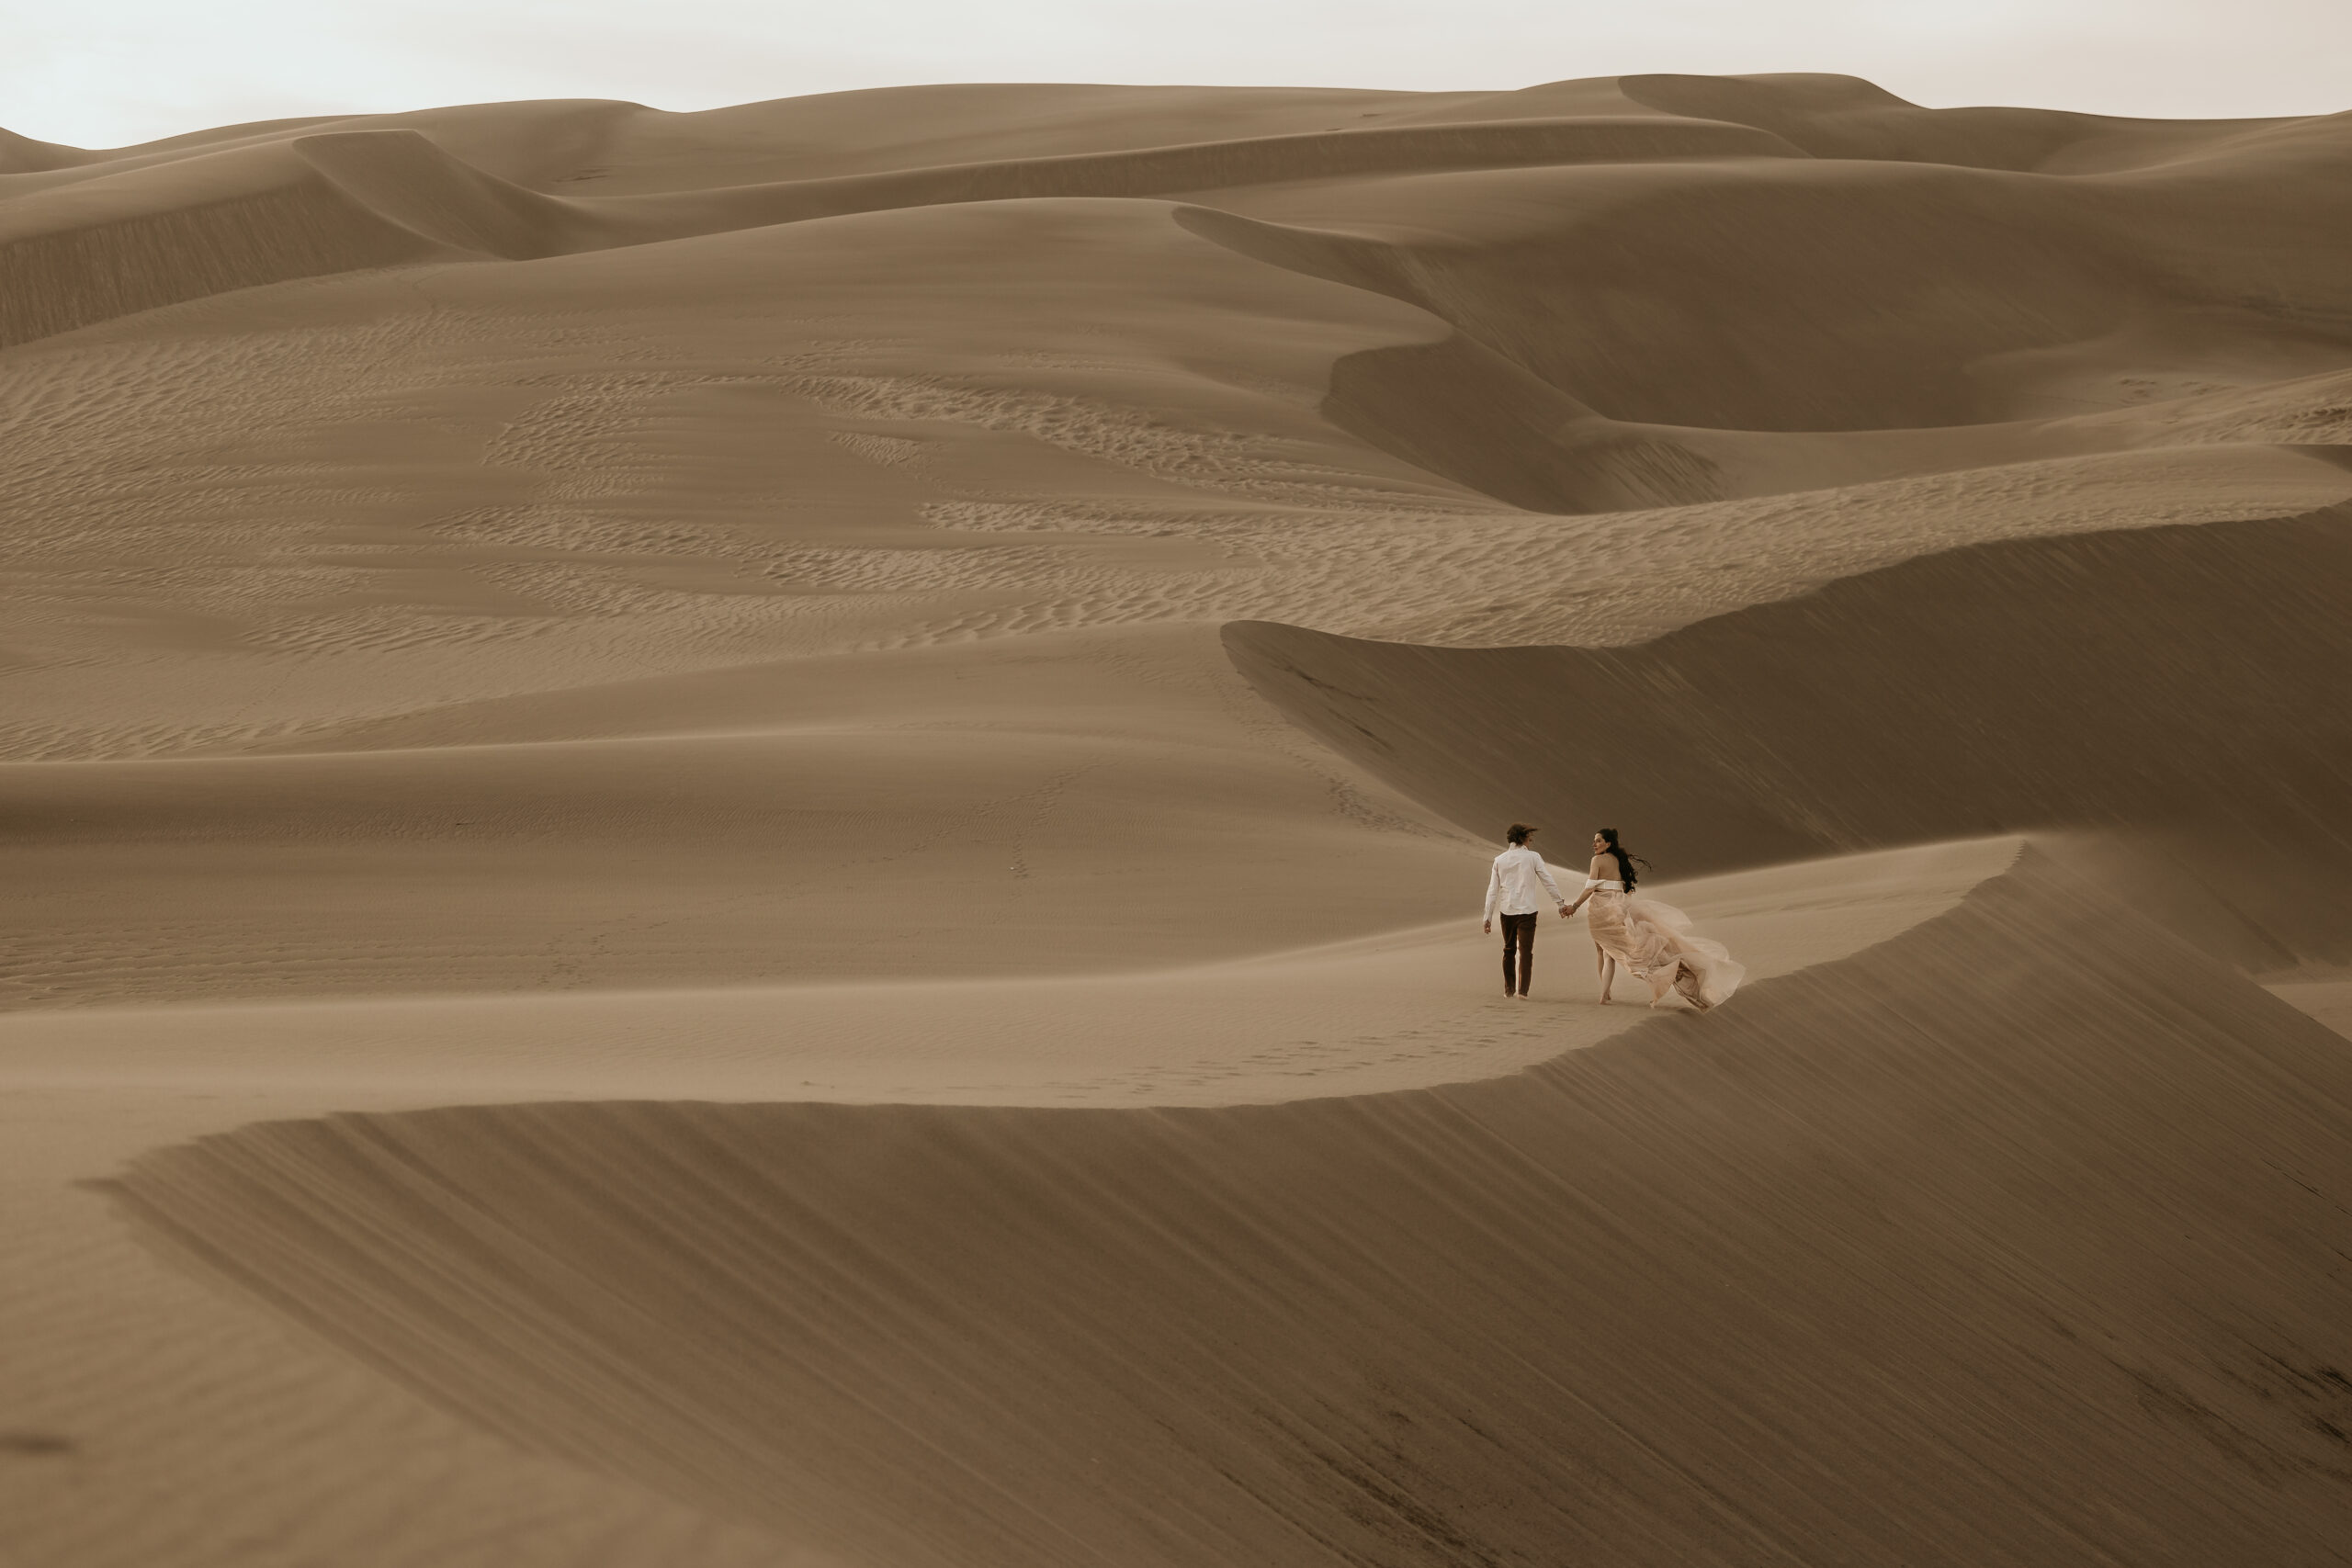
[1482,823,1569,998]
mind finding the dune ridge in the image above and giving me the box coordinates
[1182,164,2352,435]
[0,142,452,348]
[7,71,2351,384]
[0,126,91,174]
[1,840,2012,1103]
[294,116,1811,262]
[0,111,1804,347]
[1227,504,2352,969]
[1611,72,2280,172]
[105,849,2352,1566]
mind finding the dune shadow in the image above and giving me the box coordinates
[1227,504,2352,970]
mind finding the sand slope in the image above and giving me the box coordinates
[3,840,2008,1105]
[3,842,2012,1568]
[1227,505,2352,968]
[103,850,2352,1567]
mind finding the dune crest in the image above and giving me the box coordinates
[1227,505,2352,967]
[105,851,2352,1566]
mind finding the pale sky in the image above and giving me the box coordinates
[8,0,2347,150]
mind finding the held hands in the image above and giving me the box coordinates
[1491,910,1573,931]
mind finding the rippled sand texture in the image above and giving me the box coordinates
[5,73,2351,1566]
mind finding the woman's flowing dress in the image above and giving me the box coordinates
[1582,879,1745,1010]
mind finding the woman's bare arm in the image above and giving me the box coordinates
[1563,855,1606,918]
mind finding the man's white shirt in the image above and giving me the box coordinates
[1484,845,1567,920]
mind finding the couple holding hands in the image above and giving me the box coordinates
[1482,824,1742,1010]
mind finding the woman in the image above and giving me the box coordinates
[1561,829,1744,1010]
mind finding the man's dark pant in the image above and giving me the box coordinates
[1499,910,1538,996]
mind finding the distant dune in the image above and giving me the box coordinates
[4,73,2349,1567]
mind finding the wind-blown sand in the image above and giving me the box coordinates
[4,73,2350,1565]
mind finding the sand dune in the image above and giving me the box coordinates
[1227,503,2352,969]
[0,695,1468,1008]
[1191,164,2352,435]
[288,115,1804,267]
[4,840,2007,1103]
[4,186,2344,762]
[6,71,2351,1567]
[1,101,1798,346]
[0,141,452,348]
[4,841,2009,1567]
[1613,71,2278,171]
[9,72,2347,398]
[0,125,93,174]
[101,851,2352,1566]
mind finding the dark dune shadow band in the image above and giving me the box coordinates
[104,850,2352,1566]
[1225,503,2352,968]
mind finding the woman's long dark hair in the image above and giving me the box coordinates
[1597,828,1650,894]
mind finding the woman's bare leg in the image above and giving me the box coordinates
[1596,947,1615,1003]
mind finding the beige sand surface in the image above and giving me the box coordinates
[5,73,2350,1565]
[4,842,2011,1568]
[2270,978,2352,1040]
[4,840,2014,1105]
